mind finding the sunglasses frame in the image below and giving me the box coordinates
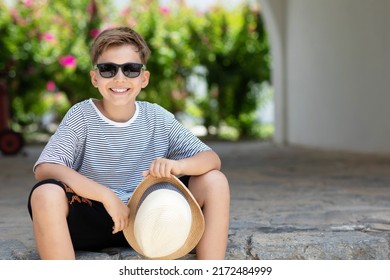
[93,62,146,78]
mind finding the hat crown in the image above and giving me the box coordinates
[134,184,192,258]
[124,175,205,260]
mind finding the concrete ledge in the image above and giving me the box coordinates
[227,230,390,260]
[6,230,390,260]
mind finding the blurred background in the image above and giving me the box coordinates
[0,0,273,155]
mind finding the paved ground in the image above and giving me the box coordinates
[1,141,390,259]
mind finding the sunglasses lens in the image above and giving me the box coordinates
[96,63,144,78]
[97,64,118,78]
[123,63,143,78]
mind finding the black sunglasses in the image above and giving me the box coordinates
[93,62,146,78]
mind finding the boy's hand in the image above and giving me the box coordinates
[142,157,182,178]
[102,193,131,234]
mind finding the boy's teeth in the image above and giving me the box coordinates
[112,88,128,93]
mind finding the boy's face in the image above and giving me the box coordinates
[90,44,150,107]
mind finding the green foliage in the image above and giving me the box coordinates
[189,3,271,138]
[1,0,110,127]
[0,0,271,140]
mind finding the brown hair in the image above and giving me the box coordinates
[90,26,151,65]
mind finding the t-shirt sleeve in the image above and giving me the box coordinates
[167,118,211,160]
[33,104,86,173]
[33,124,81,172]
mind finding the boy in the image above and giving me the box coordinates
[27,26,230,260]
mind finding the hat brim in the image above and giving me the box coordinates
[123,175,205,260]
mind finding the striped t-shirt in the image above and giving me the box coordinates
[34,99,210,203]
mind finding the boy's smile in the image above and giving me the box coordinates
[111,88,128,93]
[109,86,131,96]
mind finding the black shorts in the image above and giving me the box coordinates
[27,176,191,251]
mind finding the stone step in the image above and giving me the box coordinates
[3,230,390,260]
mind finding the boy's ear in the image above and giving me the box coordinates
[90,70,98,87]
[141,70,150,88]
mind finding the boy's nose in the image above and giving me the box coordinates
[113,68,127,80]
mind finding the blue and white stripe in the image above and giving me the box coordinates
[34,99,210,203]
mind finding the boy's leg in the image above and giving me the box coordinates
[187,170,230,260]
[30,183,75,259]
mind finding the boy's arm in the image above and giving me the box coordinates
[34,163,130,234]
[143,149,221,178]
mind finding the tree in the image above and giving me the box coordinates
[0,0,271,140]
[1,0,110,127]
[189,3,271,139]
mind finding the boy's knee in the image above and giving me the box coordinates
[204,170,228,186]
[189,170,230,212]
[191,170,230,194]
[30,183,67,210]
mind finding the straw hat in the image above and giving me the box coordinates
[123,175,205,260]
